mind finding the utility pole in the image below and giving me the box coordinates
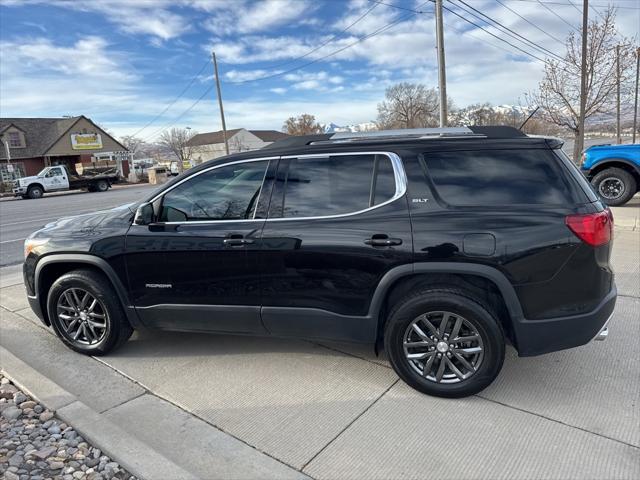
[435,0,447,127]
[576,0,589,161]
[616,45,621,144]
[633,47,639,144]
[212,51,229,155]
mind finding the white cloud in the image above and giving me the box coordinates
[1,36,135,79]
[203,0,315,36]
[1,0,189,41]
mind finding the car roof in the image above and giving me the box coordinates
[143,126,560,203]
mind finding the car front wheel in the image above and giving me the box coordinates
[384,288,505,398]
[27,185,44,199]
[47,269,133,355]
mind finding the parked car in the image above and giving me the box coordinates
[22,126,616,398]
[13,165,119,199]
[580,143,640,206]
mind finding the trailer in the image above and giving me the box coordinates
[12,165,120,199]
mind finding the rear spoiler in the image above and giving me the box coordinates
[526,134,565,149]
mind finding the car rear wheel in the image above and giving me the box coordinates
[27,185,44,199]
[47,269,133,355]
[384,288,505,398]
[591,167,637,206]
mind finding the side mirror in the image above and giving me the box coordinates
[134,202,154,225]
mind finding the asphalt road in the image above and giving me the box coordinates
[0,184,157,267]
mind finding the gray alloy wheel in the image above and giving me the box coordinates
[56,287,108,345]
[597,177,625,201]
[403,311,484,384]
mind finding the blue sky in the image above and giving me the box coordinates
[0,0,638,141]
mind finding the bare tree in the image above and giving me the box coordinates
[376,83,440,129]
[530,7,635,160]
[119,135,145,157]
[158,127,199,173]
[283,114,324,135]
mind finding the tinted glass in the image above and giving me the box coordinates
[423,149,577,205]
[159,160,268,222]
[280,154,396,218]
[373,155,396,205]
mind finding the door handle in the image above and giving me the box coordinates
[365,235,402,247]
[223,236,255,247]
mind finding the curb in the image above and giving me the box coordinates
[0,346,198,480]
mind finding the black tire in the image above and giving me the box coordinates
[46,269,133,355]
[384,287,505,398]
[95,180,109,192]
[591,167,637,206]
[27,185,44,199]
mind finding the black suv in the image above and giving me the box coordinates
[23,126,616,398]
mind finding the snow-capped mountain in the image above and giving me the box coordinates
[321,122,378,133]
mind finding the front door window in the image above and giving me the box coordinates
[159,160,269,222]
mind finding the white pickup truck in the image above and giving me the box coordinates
[13,165,119,199]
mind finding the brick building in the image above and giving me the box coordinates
[0,115,129,179]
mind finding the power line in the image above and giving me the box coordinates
[130,60,210,138]
[368,0,430,14]
[266,1,381,70]
[142,84,214,142]
[441,2,549,63]
[451,0,567,62]
[225,2,431,85]
[509,0,639,8]
[381,0,572,67]
[494,0,565,44]
[536,0,580,32]
[142,2,431,141]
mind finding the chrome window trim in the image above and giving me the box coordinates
[270,151,407,222]
[148,156,278,204]
[150,151,407,225]
[148,156,276,225]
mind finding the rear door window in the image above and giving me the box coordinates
[421,149,586,206]
[273,154,397,219]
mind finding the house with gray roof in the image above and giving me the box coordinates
[186,128,289,163]
[0,115,128,178]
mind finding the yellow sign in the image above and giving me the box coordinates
[71,133,103,150]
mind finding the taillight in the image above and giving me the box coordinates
[565,209,613,247]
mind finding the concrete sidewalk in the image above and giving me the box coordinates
[1,228,638,479]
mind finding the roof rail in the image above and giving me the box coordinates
[311,127,483,144]
[263,125,526,150]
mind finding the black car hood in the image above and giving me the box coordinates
[36,203,135,237]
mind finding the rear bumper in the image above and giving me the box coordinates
[514,285,617,357]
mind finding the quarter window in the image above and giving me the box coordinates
[277,154,397,219]
[422,149,577,205]
[159,160,268,222]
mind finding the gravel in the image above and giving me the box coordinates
[0,375,137,480]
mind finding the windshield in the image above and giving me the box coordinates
[37,167,51,177]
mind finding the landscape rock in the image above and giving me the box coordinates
[2,406,22,421]
[0,375,137,480]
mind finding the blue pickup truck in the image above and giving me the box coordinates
[581,143,640,206]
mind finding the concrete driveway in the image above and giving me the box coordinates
[1,202,638,479]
